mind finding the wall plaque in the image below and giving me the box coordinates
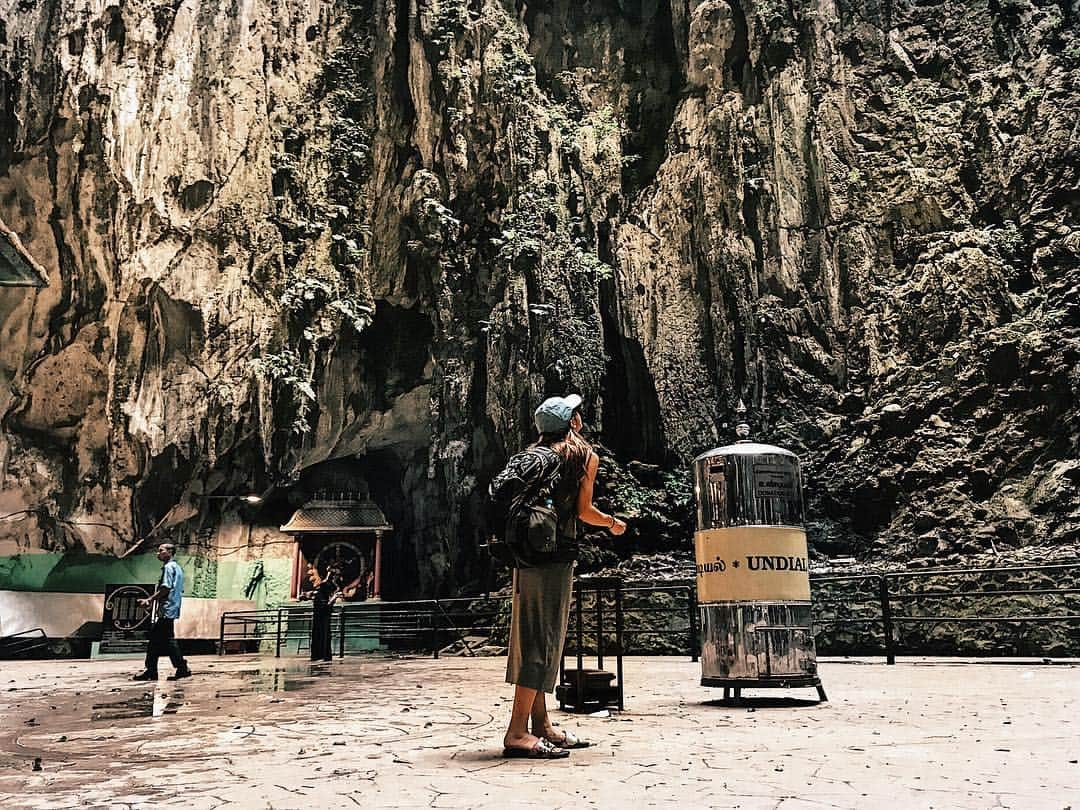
[99,584,155,654]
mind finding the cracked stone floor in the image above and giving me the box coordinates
[0,654,1075,809]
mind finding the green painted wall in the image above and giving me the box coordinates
[0,552,294,609]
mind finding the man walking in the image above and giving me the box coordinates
[132,543,192,681]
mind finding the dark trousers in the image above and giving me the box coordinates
[310,608,333,661]
[144,618,188,674]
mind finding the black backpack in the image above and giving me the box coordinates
[486,446,563,568]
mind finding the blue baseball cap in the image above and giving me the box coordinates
[534,394,583,434]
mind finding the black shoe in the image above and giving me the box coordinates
[167,668,192,681]
[132,671,158,681]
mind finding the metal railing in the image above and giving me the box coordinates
[218,561,1079,661]
[811,560,1080,662]
[563,584,698,659]
[219,586,700,659]
[220,595,515,658]
[0,628,50,659]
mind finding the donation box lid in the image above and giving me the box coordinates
[693,441,804,530]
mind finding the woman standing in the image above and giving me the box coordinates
[502,394,627,759]
[304,564,340,662]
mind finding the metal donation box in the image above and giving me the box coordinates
[693,420,827,702]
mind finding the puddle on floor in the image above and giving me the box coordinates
[73,665,322,721]
[223,663,321,678]
[214,670,319,697]
[91,689,185,721]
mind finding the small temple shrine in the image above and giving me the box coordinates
[280,496,392,602]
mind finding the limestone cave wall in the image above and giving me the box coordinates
[0,0,1077,599]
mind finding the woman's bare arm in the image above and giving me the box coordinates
[576,452,627,535]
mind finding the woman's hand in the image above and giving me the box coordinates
[610,517,627,536]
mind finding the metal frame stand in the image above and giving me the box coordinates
[710,677,828,705]
[557,576,624,713]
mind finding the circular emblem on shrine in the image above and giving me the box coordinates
[315,540,367,594]
[105,585,153,631]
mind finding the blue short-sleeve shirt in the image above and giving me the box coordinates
[160,560,184,620]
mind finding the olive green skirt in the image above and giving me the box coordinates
[505,562,574,693]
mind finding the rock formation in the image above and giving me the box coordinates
[1,0,1076,599]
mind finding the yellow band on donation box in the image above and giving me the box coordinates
[695,527,811,602]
